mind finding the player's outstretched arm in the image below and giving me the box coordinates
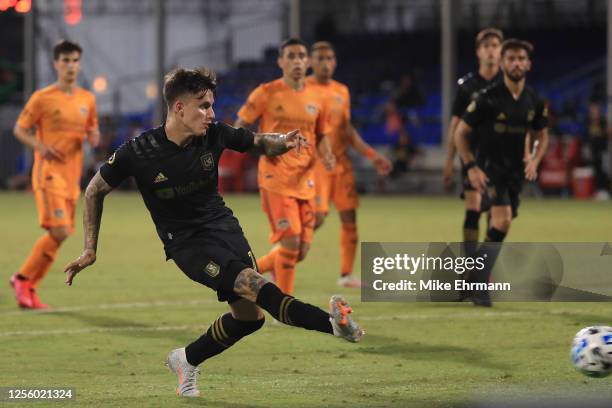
[64,171,114,286]
[455,120,488,192]
[253,129,307,156]
[347,123,392,176]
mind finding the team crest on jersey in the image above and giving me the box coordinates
[200,153,214,170]
[53,208,65,219]
[527,110,535,122]
[204,261,220,278]
[305,104,318,116]
[277,218,290,230]
[467,101,476,113]
[80,106,88,117]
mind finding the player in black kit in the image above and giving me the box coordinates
[64,68,364,397]
[443,28,503,245]
[454,39,549,306]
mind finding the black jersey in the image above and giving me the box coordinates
[451,71,502,152]
[99,122,254,251]
[462,81,548,178]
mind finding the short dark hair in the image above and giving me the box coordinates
[53,40,82,60]
[163,67,217,108]
[278,38,307,57]
[475,28,504,48]
[501,38,534,57]
[311,41,335,55]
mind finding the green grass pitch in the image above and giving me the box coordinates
[1,192,612,407]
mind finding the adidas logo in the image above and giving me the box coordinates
[153,172,168,183]
[496,112,507,120]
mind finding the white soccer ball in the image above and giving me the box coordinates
[571,326,612,378]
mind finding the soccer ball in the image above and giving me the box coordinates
[571,326,612,378]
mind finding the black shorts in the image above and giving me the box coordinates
[167,230,258,303]
[486,174,522,218]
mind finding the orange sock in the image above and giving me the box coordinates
[19,233,61,287]
[274,247,299,295]
[257,247,280,274]
[340,223,358,276]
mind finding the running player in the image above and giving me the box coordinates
[307,41,392,288]
[235,38,335,295]
[64,67,363,397]
[455,39,549,305]
[11,40,99,309]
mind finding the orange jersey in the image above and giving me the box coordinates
[305,76,352,164]
[237,78,330,199]
[17,85,98,199]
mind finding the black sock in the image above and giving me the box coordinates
[485,227,506,242]
[255,282,333,334]
[185,313,264,366]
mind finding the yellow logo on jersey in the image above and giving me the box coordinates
[204,261,220,278]
[108,153,116,164]
[467,101,476,113]
[153,172,168,183]
[496,112,506,121]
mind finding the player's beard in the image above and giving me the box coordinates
[506,69,525,83]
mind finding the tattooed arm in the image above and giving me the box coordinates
[253,129,307,156]
[64,171,114,285]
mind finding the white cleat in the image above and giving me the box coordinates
[329,295,365,343]
[337,275,363,288]
[165,348,201,397]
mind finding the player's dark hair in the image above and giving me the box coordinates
[53,40,82,60]
[475,28,504,48]
[278,38,307,57]
[311,41,335,55]
[501,38,534,57]
[163,67,217,108]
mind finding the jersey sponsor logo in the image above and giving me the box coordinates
[53,208,65,219]
[80,106,89,117]
[305,104,318,116]
[527,110,535,122]
[274,105,285,113]
[496,112,507,121]
[153,172,168,183]
[204,261,220,278]
[108,153,116,164]
[467,101,476,113]
[200,153,214,170]
[155,188,175,200]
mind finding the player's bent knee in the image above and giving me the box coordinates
[49,227,70,243]
[339,210,356,224]
[279,235,301,250]
[232,268,269,302]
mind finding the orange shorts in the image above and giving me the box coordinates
[314,161,359,214]
[34,189,76,232]
[260,188,314,244]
